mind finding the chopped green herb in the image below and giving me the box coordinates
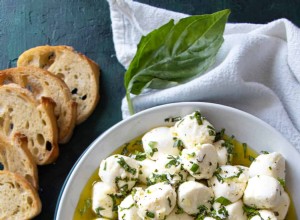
[173,138,184,150]
[190,163,199,173]
[213,167,224,183]
[95,206,105,217]
[224,167,244,180]
[261,150,269,154]
[79,198,92,216]
[148,141,158,157]
[165,156,180,168]
[277,178,286,187]
[215,128,225,142]
[215,196,232,206]
[119,203,135,211]
[242,143,247,158]
[243,205,260,218]
[118,157,137,175]
[146,211,155,218]
[207,125,216,136]
[217,206,229,218]
[193,111,203,125]
[188,152,196,157]
[147,173,169,186]
[164,116,181,122]
[104,162,107,171]
[248,155,255,162]
[121,143,130,155]
[109,194,118,212]
[132,151,147,161]
[175,206,184,214]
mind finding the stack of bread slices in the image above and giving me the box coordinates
[0,45,100,219]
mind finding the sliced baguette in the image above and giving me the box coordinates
[0,67,77,143]
[17,45,100,124]
[0,133,38,189]
[0,84,59,165]
[0,170,41,219]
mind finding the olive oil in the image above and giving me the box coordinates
[73,136,297,219]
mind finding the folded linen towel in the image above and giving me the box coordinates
[107,0,300,151]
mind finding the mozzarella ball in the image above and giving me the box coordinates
[243,175,284,209]
[99,155,139,193]
[118,194,141,220]
[208,165,249,203]
[178,181,214,215]
[135,183,176,219]
[92,182,117,219]
[137,159,157,184]
[272,191,290,220]
[181,144,218,179]
[250,210,278,220]
[214,140,229,166]
[152,155,188,186]
[213,200,247,220]
[142,127,179,160]
[165,208,193,220]
[249,152,285,180]
[173,111,216,148]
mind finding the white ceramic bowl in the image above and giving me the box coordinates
[55,102,300,219]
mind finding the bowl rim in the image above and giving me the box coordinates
[54,102,299,219]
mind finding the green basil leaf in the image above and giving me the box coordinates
[125,9,230,114]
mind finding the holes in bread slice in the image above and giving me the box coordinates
[36,134,45,146]
[56,72,65,80]
[25,174,34,187]
[81,94,87,100]
[0,162,3,170]
[45,141,52,151]
[71,88,78,94]
[27,196,33,206]
[42,52,56,69]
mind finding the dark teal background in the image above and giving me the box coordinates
[0,0,299,219]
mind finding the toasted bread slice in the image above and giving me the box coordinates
[17,45,100,124]
[0,84,59,165]
[0,67,77,143]
[0,133,38,189]
[0,170,42,219]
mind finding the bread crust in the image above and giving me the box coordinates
[0,133,39,189]
[0,67,77,143]
[17,45,100,124]
[0,84,59,165]
[0,170,42,219]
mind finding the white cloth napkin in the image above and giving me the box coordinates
[107,0,300,151]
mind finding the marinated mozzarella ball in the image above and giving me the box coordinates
[173,111,216,148]
[118,194,141,220]
[208,165,249,203]
[137,159,157,184]
[165,208,193,220]
[99,155,139,193]
[250,210,278,220]
[142,127,179,160]
[92,182,117,219]
[213,140,229,166]
[213,200,247,220]
[151,155,188,186]
[249,152,285,180]
[178,181,214,215]
[243,175,284,209]
[135,183,176,219]
[181,144,218,179]
[272,191,290,220]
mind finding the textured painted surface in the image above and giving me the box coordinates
[0,0,299,219]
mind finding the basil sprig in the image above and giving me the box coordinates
[124,9,230,114]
